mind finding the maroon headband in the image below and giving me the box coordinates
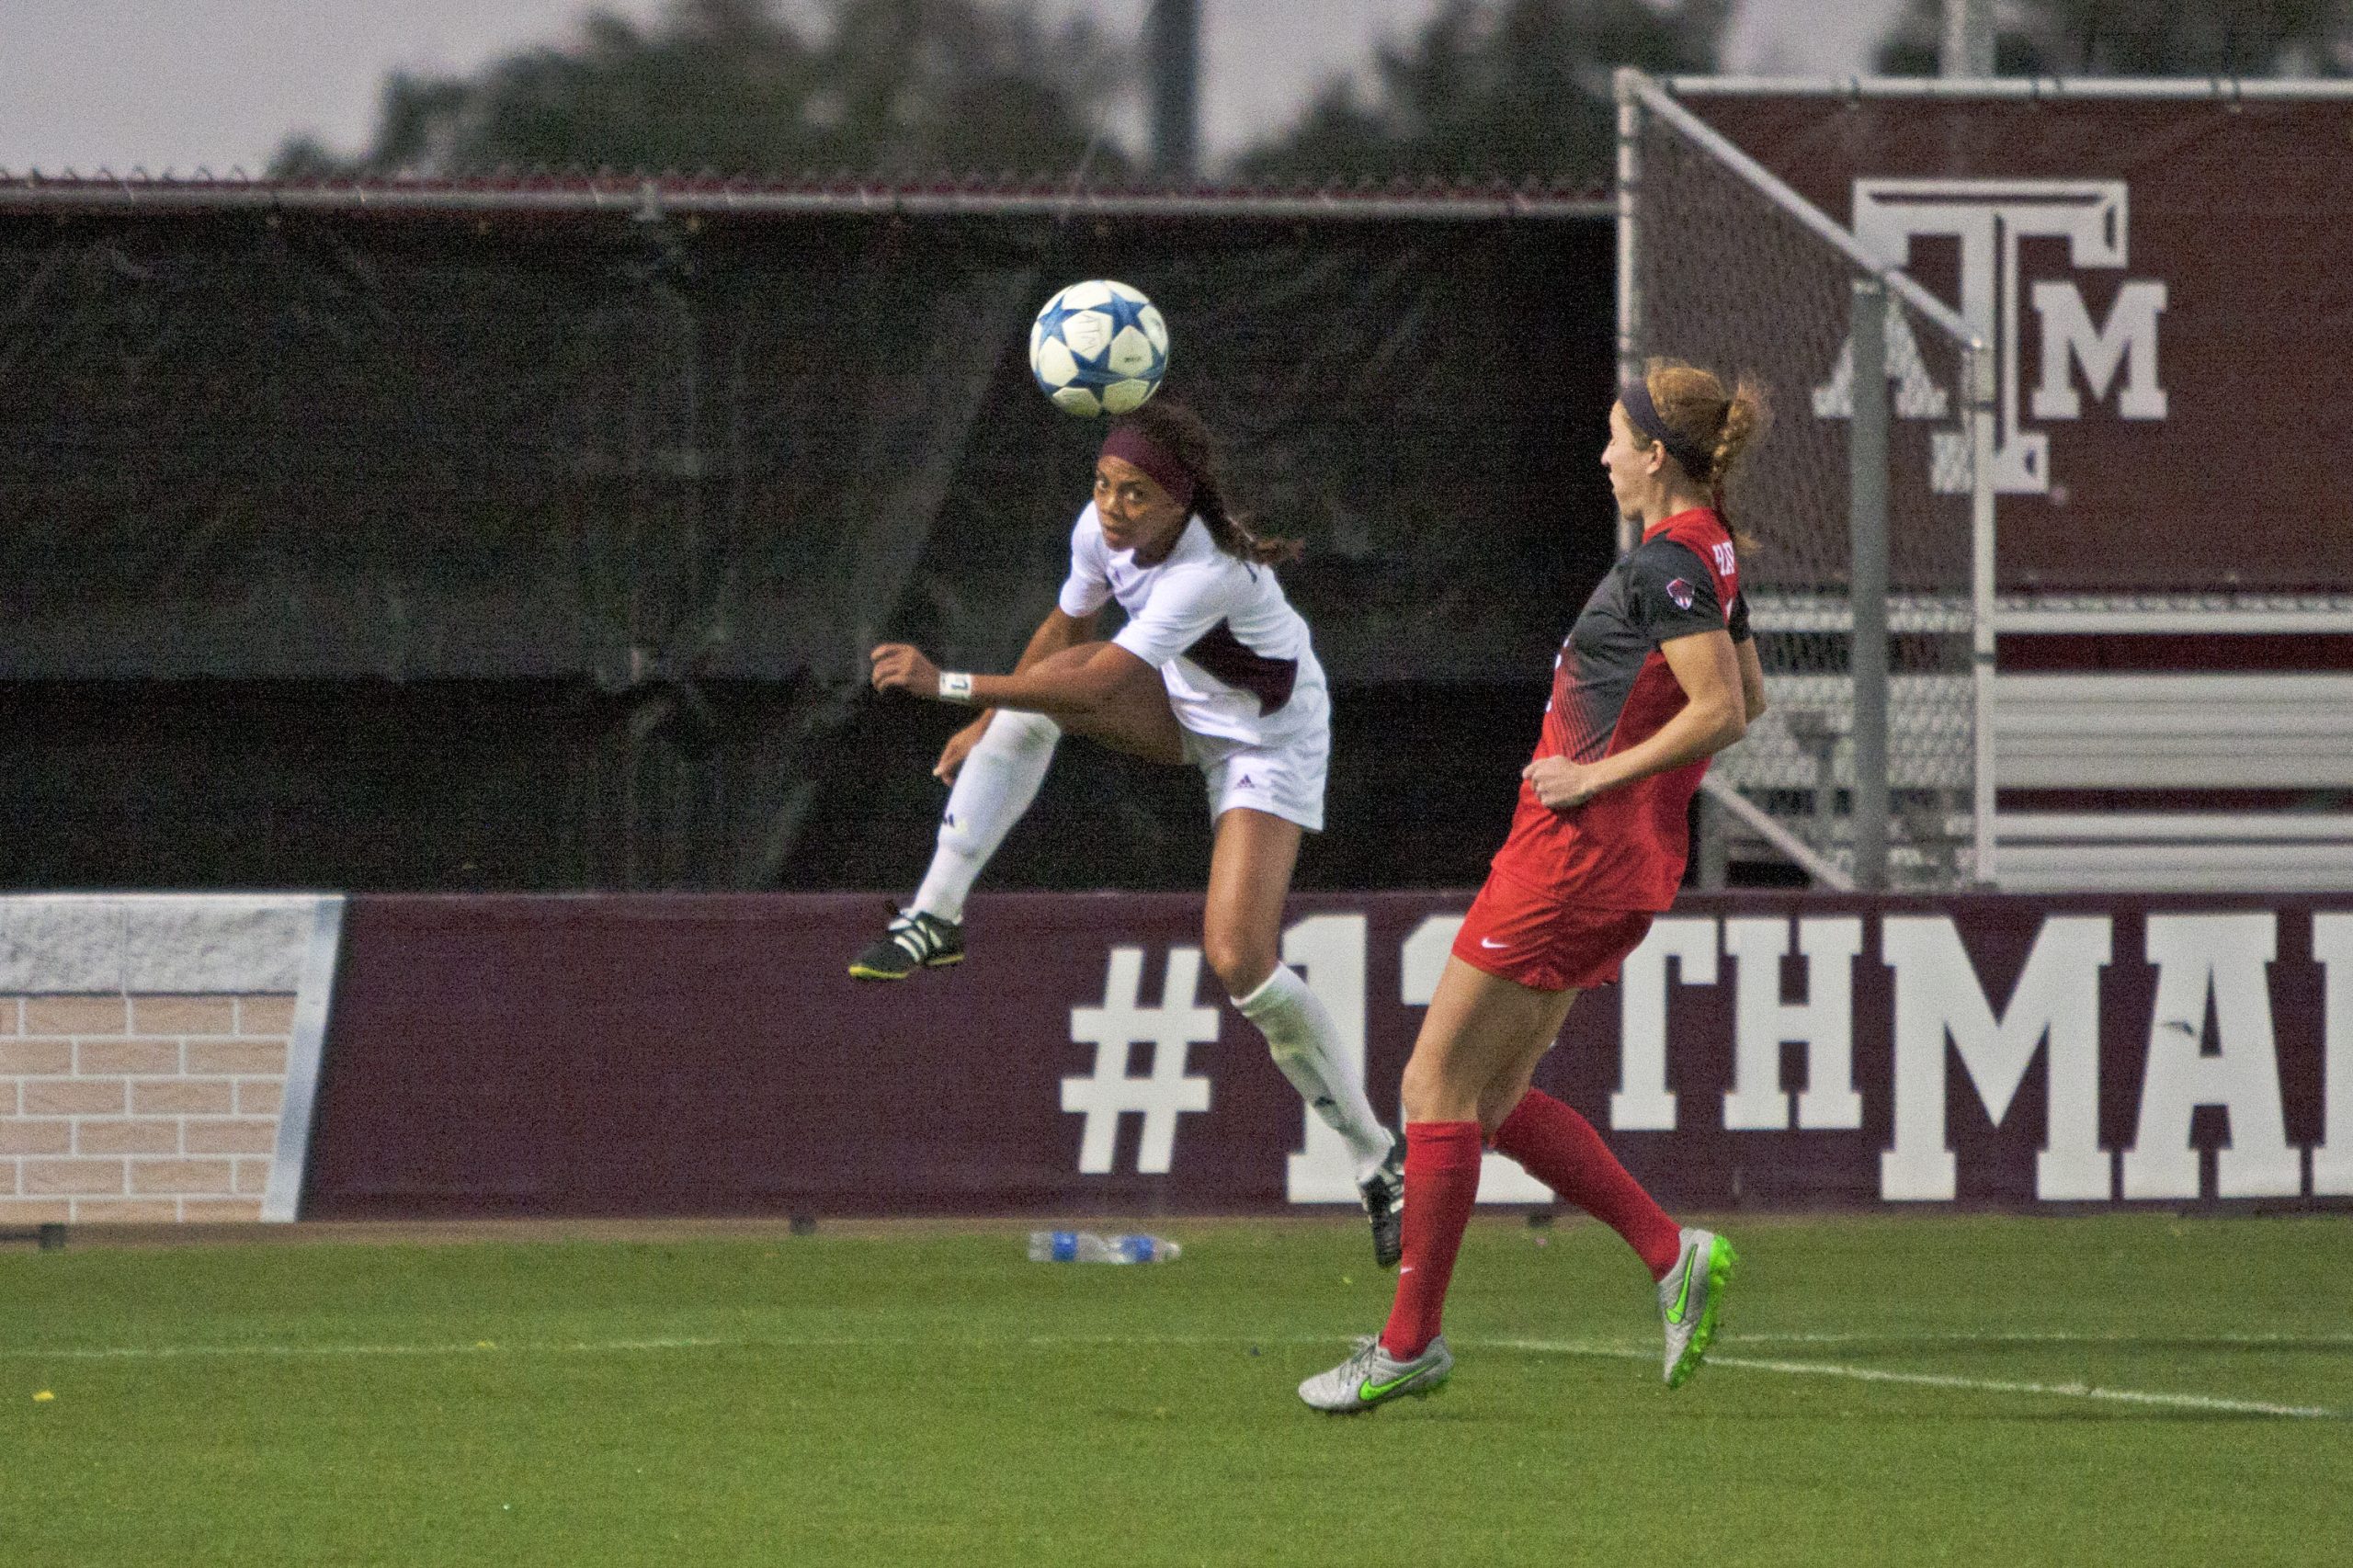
[1099,425,1197,512]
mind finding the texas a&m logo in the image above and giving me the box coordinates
[1814,179,2167,495]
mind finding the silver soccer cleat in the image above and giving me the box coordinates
[1298,1334,1453,1414]
[1659,1226,1736,1389]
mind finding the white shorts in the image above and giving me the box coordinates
[1182,725,1328,833]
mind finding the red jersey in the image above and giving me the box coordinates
[1486,507,1746,911]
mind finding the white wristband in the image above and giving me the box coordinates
[937,670,975,703]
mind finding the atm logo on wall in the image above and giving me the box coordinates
[1814,179,2168,497]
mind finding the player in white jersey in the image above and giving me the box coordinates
[857,399,1403,1266]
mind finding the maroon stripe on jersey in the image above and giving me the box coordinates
[1182,620,1298,714]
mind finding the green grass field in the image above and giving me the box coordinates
[5,1213,2347,1567]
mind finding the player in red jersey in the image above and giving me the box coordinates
[1302,358,1770,1413]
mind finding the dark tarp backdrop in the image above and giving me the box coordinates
[0,196,1616,891]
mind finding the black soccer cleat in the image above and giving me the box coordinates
[847,910,965,981]
[1359,1140,1405,1269]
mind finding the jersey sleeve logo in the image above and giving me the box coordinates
[1665,577,1696,610]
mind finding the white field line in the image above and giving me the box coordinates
[7,1336,790,1361]
[0,1333,1239,1362]
[7,1331,2344,1420]
[1731,1330,2353,1349]
[1494,1337,2347,1420]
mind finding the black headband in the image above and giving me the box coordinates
[1621,376,1715,483]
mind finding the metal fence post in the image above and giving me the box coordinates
[1942,0,1996,76]
[1145,0,1200,180]
[1968,341,2000,886]
[1848,277,1891,891]
[1615,68,1646,558]
[1695,789,1728,889]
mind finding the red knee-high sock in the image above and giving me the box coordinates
[1494,1089,1682,1279]
[1379,1120,1484,1359]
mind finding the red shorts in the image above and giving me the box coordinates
[1450,872,1655,992]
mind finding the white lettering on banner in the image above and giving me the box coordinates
[1397,914,1461,1006]
[1881,916,2113,1201]
[1395,914,1551,1204]
[1063,946,1215,1175]
[2029,281,2168,421]
[2314,915,2353,1197]
[1283,915,1372,1202]
[2121,915,2301,1200]
[1214,903,2340,1209]
[1723,918,1865,1131]
[1614,918,1716,1131]
[1818,179,2166,495]
[1811,301,1951,424]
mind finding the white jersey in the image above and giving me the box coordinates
[1057,503,1330,748]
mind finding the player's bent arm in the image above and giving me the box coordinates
[1570,629,1746,797]
[946,605,1101,756]
[1735,636,1768,723]
[1649,627,1748,757]
[963,641,1156,722]
[869,636,1155,726]
[1011,607,1100,675]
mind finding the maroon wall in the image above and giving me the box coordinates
[1686,92,2353,593]
[302,891,2353,1218]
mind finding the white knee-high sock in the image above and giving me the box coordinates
[910,710,1060,925]
[1234,963,1396,1181]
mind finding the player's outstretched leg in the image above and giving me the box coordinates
[1298,1334,1452,1414]
[848,710,1060,982]
[1659,1226,1736,1389]
[1234,964,1403,1266]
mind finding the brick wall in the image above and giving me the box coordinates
[0,992,298,1222]
[0,895,338,1225]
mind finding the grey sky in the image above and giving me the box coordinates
[0,0,1909,175]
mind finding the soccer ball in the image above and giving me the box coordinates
[1027,279,1169,417]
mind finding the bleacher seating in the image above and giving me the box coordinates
[1992,672,2353,892]
[1713,668,2353,892]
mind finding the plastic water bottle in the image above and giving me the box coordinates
[1026,1230,1181,1264]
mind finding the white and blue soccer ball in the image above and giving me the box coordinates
[1027,279,1169,418]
